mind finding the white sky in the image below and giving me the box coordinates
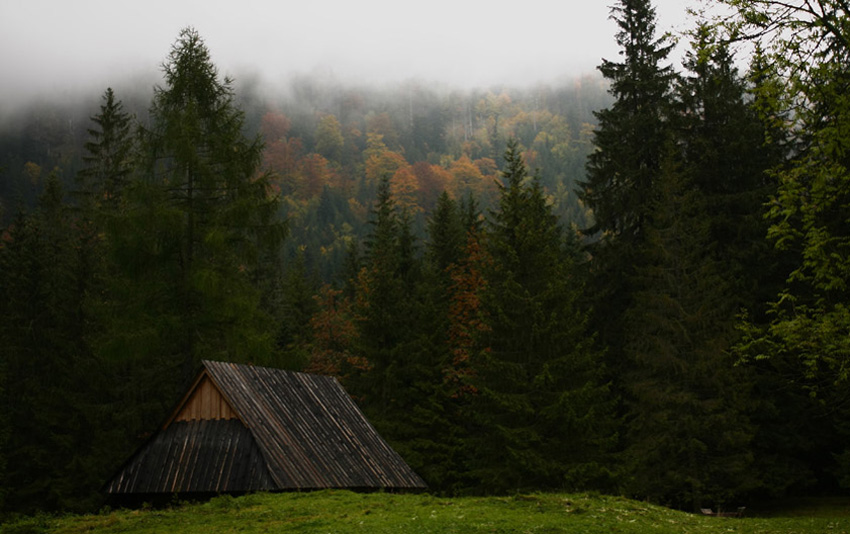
[0,0,707,110]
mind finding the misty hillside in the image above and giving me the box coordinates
[0,72,609,279]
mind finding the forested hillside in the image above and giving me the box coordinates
[0,64,607,280]
[2,0,850,518]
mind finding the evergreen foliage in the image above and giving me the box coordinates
[578,0,784,509]
[77,87,135,211]
[580,0,675,240]
[422,192,482,491]
[0,175,114,512]
[139,27,285,380]
[620,153,759,509]
[349,176,458,491]
[273,250,319,370]
[577,0,677,385]
[426,191,467,279]
[674,25,782,309]
[465,140,615,493]
[0,29,292,514]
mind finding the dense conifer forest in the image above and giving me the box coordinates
[2,0,850,516]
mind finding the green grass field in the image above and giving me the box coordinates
[3,491,849,534]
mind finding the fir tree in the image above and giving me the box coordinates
[77,87,135,212]
[578,0,676,380]
[352,177,456,490]
[420,191,482,491]
[356,176,406,405]
[0,175,111,512]
[580,0,675,241]
[426,191,466,279]
[466,140,615,493]
[620,152,759,509]
[674,25,781,309]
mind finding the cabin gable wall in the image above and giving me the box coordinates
[174,376,238,422]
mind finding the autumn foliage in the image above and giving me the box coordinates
[306,284,369,379]
[444,234,490,397]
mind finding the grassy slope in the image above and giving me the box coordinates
[4,491,850,534]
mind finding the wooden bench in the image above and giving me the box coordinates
[701,507,746,517]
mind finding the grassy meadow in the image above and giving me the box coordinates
[3,491,850,534]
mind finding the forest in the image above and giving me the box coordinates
[1,0,849,517]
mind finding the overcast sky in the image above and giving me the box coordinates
[1,0,707,110]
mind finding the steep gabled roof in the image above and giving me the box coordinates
[106,361,426,494]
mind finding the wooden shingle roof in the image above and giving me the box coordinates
[106,361,426,494]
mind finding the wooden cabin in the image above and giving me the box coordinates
[105,360,426,495]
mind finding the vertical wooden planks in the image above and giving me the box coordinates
[173,376,238,423]
[204,360,427,490]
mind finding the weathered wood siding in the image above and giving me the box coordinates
[205,360,426,490]
[105,419,274,494]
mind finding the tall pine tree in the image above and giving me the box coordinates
[578,0,676,374]
[620,152,760,509]
[466,140,615,493]
[580,0,675,241]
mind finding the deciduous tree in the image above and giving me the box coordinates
[723,0,850,490]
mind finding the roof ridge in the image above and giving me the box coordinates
[202,359,340,382]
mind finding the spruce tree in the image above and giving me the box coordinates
[426,191,466,280]
[420,191,480,491]
[354,177,429,411]
[352,177,452,489]
[77,87,135,212]
[620,153,759,509]
[674,25,781,309]
[73,89,140,488]
[356,176,406,405]
[580,0,675,241]
[466,140,615,493]
[578,0,676,374]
